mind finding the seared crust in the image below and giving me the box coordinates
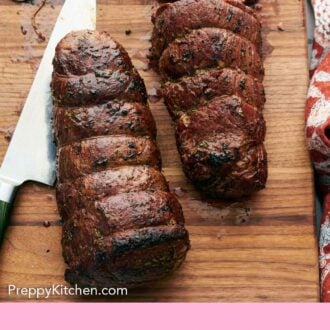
[52,69,147,107]
[159,28,264,81]
[57,166,169,217]
[62,191,184,237]
[53,30,134,76]
[54,101,157,145]
[58,135,161,182]
[64,225,189,289]
[151,1,267,198]
[96,191,185,231]
[163,67,265,118]
[52,30,189,289]
[151,0,262,61]
[176,95,267,198]
[52,31,148,106]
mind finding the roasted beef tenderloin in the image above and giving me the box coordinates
[151,0,267,198]
[52,30,190,289]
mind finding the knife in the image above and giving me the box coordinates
[0,0,96,245]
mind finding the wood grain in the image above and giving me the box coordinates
[0,0,320,302]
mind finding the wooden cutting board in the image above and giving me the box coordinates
[0,0,320,302]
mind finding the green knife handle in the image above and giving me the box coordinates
[0,179,18,246]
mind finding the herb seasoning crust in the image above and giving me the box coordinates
[151,0,268,198]
[52,30,190,289]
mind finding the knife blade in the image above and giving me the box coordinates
[0,0,96,244]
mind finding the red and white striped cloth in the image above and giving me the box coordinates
[305,0,330,302]
[309,0,330,76]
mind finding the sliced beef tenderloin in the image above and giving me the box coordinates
[54,101,156,146]
[52,30,189,289]
[151,0,267,199]
[176,95,267,198]
[63,224,189,289]
[61,190,187,288]
[151,0,262,61]
[53,30,133,76]
[57,166,169,218]
[57,135,161,183]
[162,67,265,118]
[62,191,185,242]
[159,28,264,81]
[52,68,147,107]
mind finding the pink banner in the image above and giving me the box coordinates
[0,303,327,329]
